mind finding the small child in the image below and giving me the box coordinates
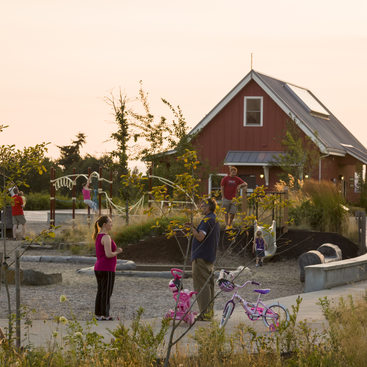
[82,176,98,213]
[252,230,268,267]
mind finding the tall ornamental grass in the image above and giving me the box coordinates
[289,179,347,232]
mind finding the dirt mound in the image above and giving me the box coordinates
[276,229,360,260]
[121,235,190,264]
[120,229,360,264]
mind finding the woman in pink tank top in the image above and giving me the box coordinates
[93,215,122,321]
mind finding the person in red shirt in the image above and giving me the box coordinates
[221,166,247,228]
[11,187,26,240]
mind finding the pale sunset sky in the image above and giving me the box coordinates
[1,0,367,171]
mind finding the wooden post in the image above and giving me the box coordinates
[110,170,113,217]
[283,187,289,234]
[0,253,8,344]
[98,166,102,216]
[356,211,366,252]
[72,167,76,228]
[50,167,55,228]
[241,188,248,214]
[15,251,21,349]
[148,164,153,208]
[87,168,91,224]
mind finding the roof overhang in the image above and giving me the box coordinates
[142,149,177,161]
[224,151,284,166]
[341,144,367,164]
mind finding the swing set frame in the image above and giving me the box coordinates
[49,166,113,227]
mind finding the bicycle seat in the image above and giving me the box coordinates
[253,289,270,294]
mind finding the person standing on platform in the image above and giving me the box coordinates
[221,166,248,229]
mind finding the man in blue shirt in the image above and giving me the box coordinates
[190,198,220,321]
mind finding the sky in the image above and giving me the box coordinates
[1,0,367,171]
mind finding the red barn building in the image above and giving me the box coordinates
[187,70,367,203]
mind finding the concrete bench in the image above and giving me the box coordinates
[304,254,367,292]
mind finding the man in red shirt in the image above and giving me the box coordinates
[11,187,26,240]
[221,166,247,228]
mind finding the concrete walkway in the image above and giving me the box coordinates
[1,279,366,349]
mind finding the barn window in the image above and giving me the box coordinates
[244,96,263,126]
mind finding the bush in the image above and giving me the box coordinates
[289,180,347,232]
[24,192,119,210]
[25,192,87,210]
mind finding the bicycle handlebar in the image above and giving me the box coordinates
[234,280,261,289]
[171,268,183,279]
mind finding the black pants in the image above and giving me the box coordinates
[94,270,115,317]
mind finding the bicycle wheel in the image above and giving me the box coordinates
[262,303,289,330]
[219,302,234,329]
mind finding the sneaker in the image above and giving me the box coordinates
[255,264,259,267]
[95,316,114,321]
[260,262,263,267]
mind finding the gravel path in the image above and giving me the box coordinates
[0,241,303,321]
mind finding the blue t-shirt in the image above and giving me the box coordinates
[191,212,220,263]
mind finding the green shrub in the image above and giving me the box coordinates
[25,192,86,210]
[24,192,51,210]
[24,191,119,210]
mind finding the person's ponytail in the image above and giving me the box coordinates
[92,215,110,240]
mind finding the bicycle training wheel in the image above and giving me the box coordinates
[262,303,290,330]
[219,302,234,329]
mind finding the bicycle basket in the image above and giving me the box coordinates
[218,279,235,292]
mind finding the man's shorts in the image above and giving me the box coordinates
[256,249,265,258]
[222,198,238,215]
[13,215,26,225]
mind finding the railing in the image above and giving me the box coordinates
[245,191,288,230]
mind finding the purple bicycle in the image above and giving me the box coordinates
[217,270,290,330]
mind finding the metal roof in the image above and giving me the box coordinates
[189,70,367,165]
[224,151,284,166]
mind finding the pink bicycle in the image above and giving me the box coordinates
[217,270,290,330]
[165,268,197,325]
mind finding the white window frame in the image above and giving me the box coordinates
[244,96,263,127]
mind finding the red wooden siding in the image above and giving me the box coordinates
[194,79,288,173]
[192,79,362,203]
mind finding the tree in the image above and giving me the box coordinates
[273,118,320,187]
[57,132,86,169]
[0,125,51,344]
[0,135,48,200]
[107,91,132,223]
[128,81,190,163]
[127,81,200,186]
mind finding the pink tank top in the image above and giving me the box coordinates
[94,233,117,272]
[82,188,91,200]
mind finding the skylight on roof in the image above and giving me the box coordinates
[286,83,330,117]
[341,143,354,148]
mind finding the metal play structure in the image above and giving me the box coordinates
[49,167,144,226]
